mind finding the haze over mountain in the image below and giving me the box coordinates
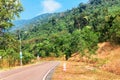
[11,13,55,31]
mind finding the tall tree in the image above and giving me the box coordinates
[0,0,23,33]
[0,0,23,48]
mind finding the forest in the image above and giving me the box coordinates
[0,0,120,67]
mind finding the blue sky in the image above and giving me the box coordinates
[20,0,88,20]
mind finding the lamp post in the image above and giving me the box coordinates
[19,31,22,66]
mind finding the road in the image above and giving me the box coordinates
[0,61,59,80]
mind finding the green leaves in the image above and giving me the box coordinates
[109,15,120,43]
[71,26,98,56]
[108,6,120,17]
[0,0,23,67]
[0,0,23,29]
[22,52,35,64]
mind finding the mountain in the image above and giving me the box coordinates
[10,13,56,31]
[11,20,29,31]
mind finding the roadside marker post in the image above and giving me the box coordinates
[0,56,2,59]
[37,54,40,61]
[20,51,22,66]
[63,62,66,72]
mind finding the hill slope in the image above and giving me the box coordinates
[8,0,120,66]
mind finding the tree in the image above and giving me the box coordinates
[78,3,87,13]
[74,14,88,29]
[0,0,23,67]
[89,0,102,5]
[71,26,98,57]
[0,0,23,49]
[0,0,23,33]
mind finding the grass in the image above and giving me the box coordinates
[52,61,120,80]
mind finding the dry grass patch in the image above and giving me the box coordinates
[52,61,120,80]
[97,42,120,75]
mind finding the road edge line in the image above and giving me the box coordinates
[43,62,60,80]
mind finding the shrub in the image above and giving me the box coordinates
[22,52,35,64]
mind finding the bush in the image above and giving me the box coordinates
[39,50,46,58]
[22,52,35,64]
[71,26,99,57]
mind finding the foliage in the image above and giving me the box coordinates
[0,0,33,67]
[0,0,23,30]
[22,52,35,64]
[71,26,98,57]
[12,0,120,60]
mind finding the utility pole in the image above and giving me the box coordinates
[19,31,22,66]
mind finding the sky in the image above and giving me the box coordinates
[19,0,88,20]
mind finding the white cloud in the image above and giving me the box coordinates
[41,0,61,14]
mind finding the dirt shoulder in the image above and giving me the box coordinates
[52,61,120,80]
[52,42,120,80]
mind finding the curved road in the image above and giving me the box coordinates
[0,61,59,80]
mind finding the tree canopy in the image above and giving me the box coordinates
[0,0,23,31]
[0,0,24,67]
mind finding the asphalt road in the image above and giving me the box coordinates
[0,61,59,80]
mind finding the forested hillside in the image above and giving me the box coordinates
[0,0,120,67]
[18,0,120,59]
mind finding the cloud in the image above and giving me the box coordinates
[41,0,62,14]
